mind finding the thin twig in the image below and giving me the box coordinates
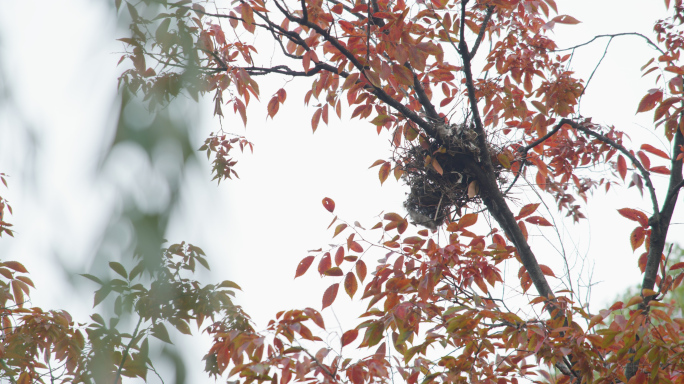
[553,32,664,55]
[114,316,144,383]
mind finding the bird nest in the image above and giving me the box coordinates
[400,121,502,229]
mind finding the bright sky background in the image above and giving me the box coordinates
[0,0,681,382]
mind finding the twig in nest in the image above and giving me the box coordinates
[434,193,444,221]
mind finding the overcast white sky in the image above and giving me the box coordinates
[0,0,681,382]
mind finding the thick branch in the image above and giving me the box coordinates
[642,124,684,295]
[411,69,441,123]
[458,0,555,302]
[469,6,494,58]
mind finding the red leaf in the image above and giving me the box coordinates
[295,256,315,278]
[325,267,344,276]
[341,329,359,347]
[641,144,670,159]
[322,197,335,213]
[267,97,279,118]
[322,283,339,309]
[356,260,367,282]
[235,99,247,126]
[637,151,651,169]
[630,227,645,251]
[350,241,364,253]
[311,108,322,132]
[525,216,553,226]
[552,15,581,24]
[617,155,627,180]
[518,221,528,240]
[515,203,540,220]
[304,307,325,329]
[2,261,27,273]
[636,89,663,113]
[650,166,671,175]
[318,253,332,275]
[378,162,391,184]
[344,272,358,298]
[334,247,345,266]
[670,262,684,270]
[276,88,287,103]
[617,208,649,227]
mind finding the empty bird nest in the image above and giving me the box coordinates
[398,121,505,230]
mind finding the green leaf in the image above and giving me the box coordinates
[91,313,106,325]
[129,262,145,280]
[109,262,128,279]
[126,2,139,20]
[93,286,112,307]
[195,256,210,270]
[152,323,173,344]
[171,318,192,335]
[81,273,103,285]
[218,280,242,290]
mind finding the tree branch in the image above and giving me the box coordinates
[469,6,494,58]
[553,32,664,55]
[271,0,439,139]
[458,0,556,306]
[114,316,144,383]
[642,122,684,296]
[564,120,660,216]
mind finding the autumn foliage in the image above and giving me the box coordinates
[2,0,684,383]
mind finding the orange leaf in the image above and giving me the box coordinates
[294,257,313,278]
[636,89,663,113]
[641,144,670,159]
[341,329,359,347]
[334,223,348,238]
[617,208,649,227]
[344,272,358,298]
[539,264,556,277]
[322,197,335,213]
[525,216,553,226]
[458,213,478,228]
[432,158,443,175]
[322,283,339,309]
[617,155,627,180]
[630,227,645,251]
